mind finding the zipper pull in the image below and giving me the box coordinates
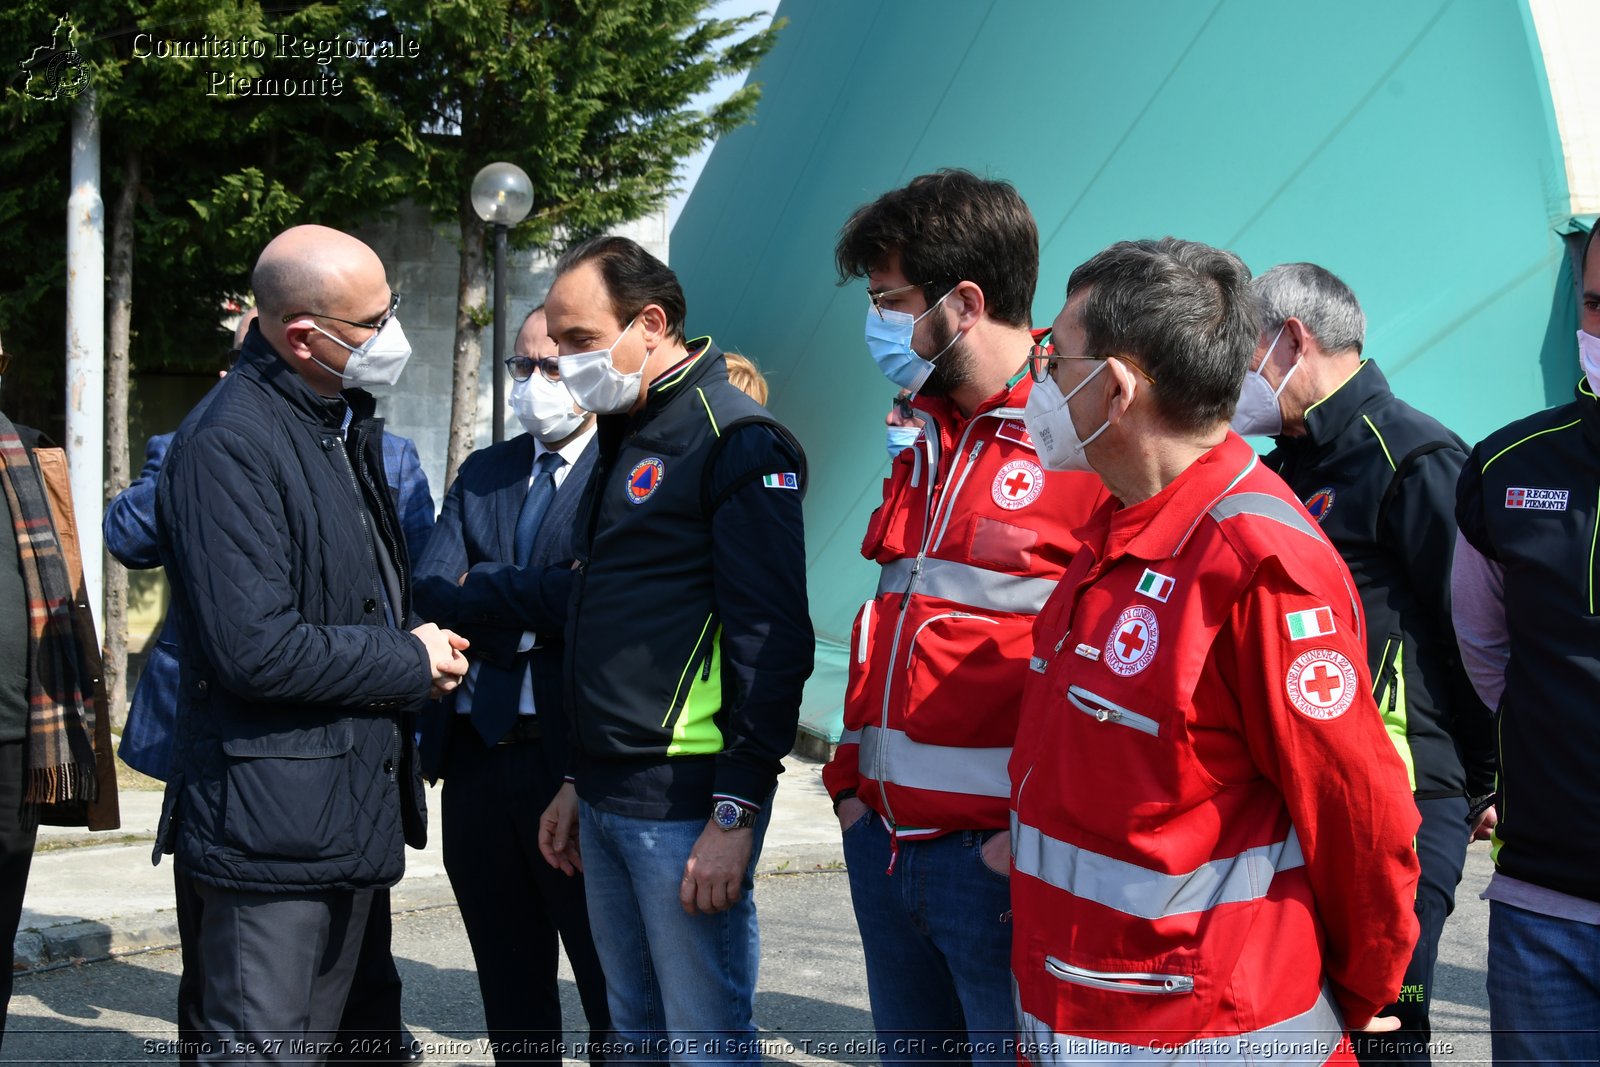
[886,832,900,876]
[900,557,924,610]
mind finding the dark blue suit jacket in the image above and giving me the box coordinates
[412,431,598,781]
[106,425,434,780]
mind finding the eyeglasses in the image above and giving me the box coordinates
[866,282,927,318]
[1027,342,1157,386]
[506,355,561,382]
[281,291,401,331]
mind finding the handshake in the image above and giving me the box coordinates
[409,623,471,700]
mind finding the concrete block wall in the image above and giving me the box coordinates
[353,202,670,510]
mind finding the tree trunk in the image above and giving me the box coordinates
[102,146,139,730]
[445,197,488,488]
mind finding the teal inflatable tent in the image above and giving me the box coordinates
[671,0,1600,745]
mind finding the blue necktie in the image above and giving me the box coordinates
[473,450,564,745]
[514,451,565,566]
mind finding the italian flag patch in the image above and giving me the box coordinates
[1285,606,1336,640]
[1135,568,1174,603]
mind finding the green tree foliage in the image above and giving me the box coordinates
[0,0,411,426]
[359,0,782,479]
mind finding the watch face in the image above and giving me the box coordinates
[714,800,745,829]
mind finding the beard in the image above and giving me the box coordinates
[915,311,974,398]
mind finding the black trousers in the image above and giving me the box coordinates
[1354,794,1470,1067]
[190,879,373,1066]
[0,740,37,1048]
[442,721,610,1065]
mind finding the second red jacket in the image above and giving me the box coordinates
[823,374,1104,833]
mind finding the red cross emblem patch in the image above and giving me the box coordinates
[992,459,1045,511]
[1285,648,1359,721]
[1104,605,1159,677]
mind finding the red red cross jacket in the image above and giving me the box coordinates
[823,374,1105,834]
[1010,434,1419,1063]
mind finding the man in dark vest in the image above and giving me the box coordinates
[1236,263,1494,1066]
[536,236,814,1065]
[414,304,609,1064]
[1452,224,1600,1065]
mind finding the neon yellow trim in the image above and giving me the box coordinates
[1302,360,1365,419]
[1590,489,1599,615]
[697,387,721,437]
[1373,638,1416,791]
[668,626,724,755]
[651,336,714,394]
[1361,415,1396,471]
[663,614,716,728]
[1481,420,1581,474]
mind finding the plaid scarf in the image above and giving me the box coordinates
[0,413,97,809]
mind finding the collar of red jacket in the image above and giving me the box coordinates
[911,370,1033,436]
[1084,431,1260,564]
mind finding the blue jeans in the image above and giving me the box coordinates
[578,800,770,1067]
[841,814,1014,1066]
[1487,900,1600,1064]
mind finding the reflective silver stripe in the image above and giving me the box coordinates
[1012,821,1304,920]
[877,557,1055,615]
[858,724,1011,798]
[1206,489,1362,642]
[838,728,862,746]
[1208,491,1323,543]
[1015,983,1345,1065]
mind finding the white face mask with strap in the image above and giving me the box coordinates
[1579,330,1600,396]
[511,374,585,442]
[1229,324,1297,437]
[1023,361,1110,473]
[556,318,641,415]
[308,317,413,388]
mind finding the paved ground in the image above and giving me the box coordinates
[2,753,1497,1064]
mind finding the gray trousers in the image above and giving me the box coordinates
[190,880,374,1066]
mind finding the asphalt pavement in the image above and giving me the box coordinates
[5,755,1496,1064]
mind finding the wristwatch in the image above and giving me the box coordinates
[712,799,757,831]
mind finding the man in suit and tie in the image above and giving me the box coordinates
[413,305,610,1065]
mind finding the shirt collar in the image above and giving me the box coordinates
[1087,432,1261,563]
[534,421,597,468]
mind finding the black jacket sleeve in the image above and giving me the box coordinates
[411,454,572,670]
[162,425,433,709]
[705,424,815,806]
[1383,443,1496,795]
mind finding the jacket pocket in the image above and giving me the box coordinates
[221,722,356,863]
[901,611,1030,747]
[1044,956,1194,995]
[1066,686,1161,737]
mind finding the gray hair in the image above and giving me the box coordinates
[1251,263,1365,355]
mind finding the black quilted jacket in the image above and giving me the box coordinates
[152,329,431,892]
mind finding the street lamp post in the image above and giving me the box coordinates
[470,162,534,443]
